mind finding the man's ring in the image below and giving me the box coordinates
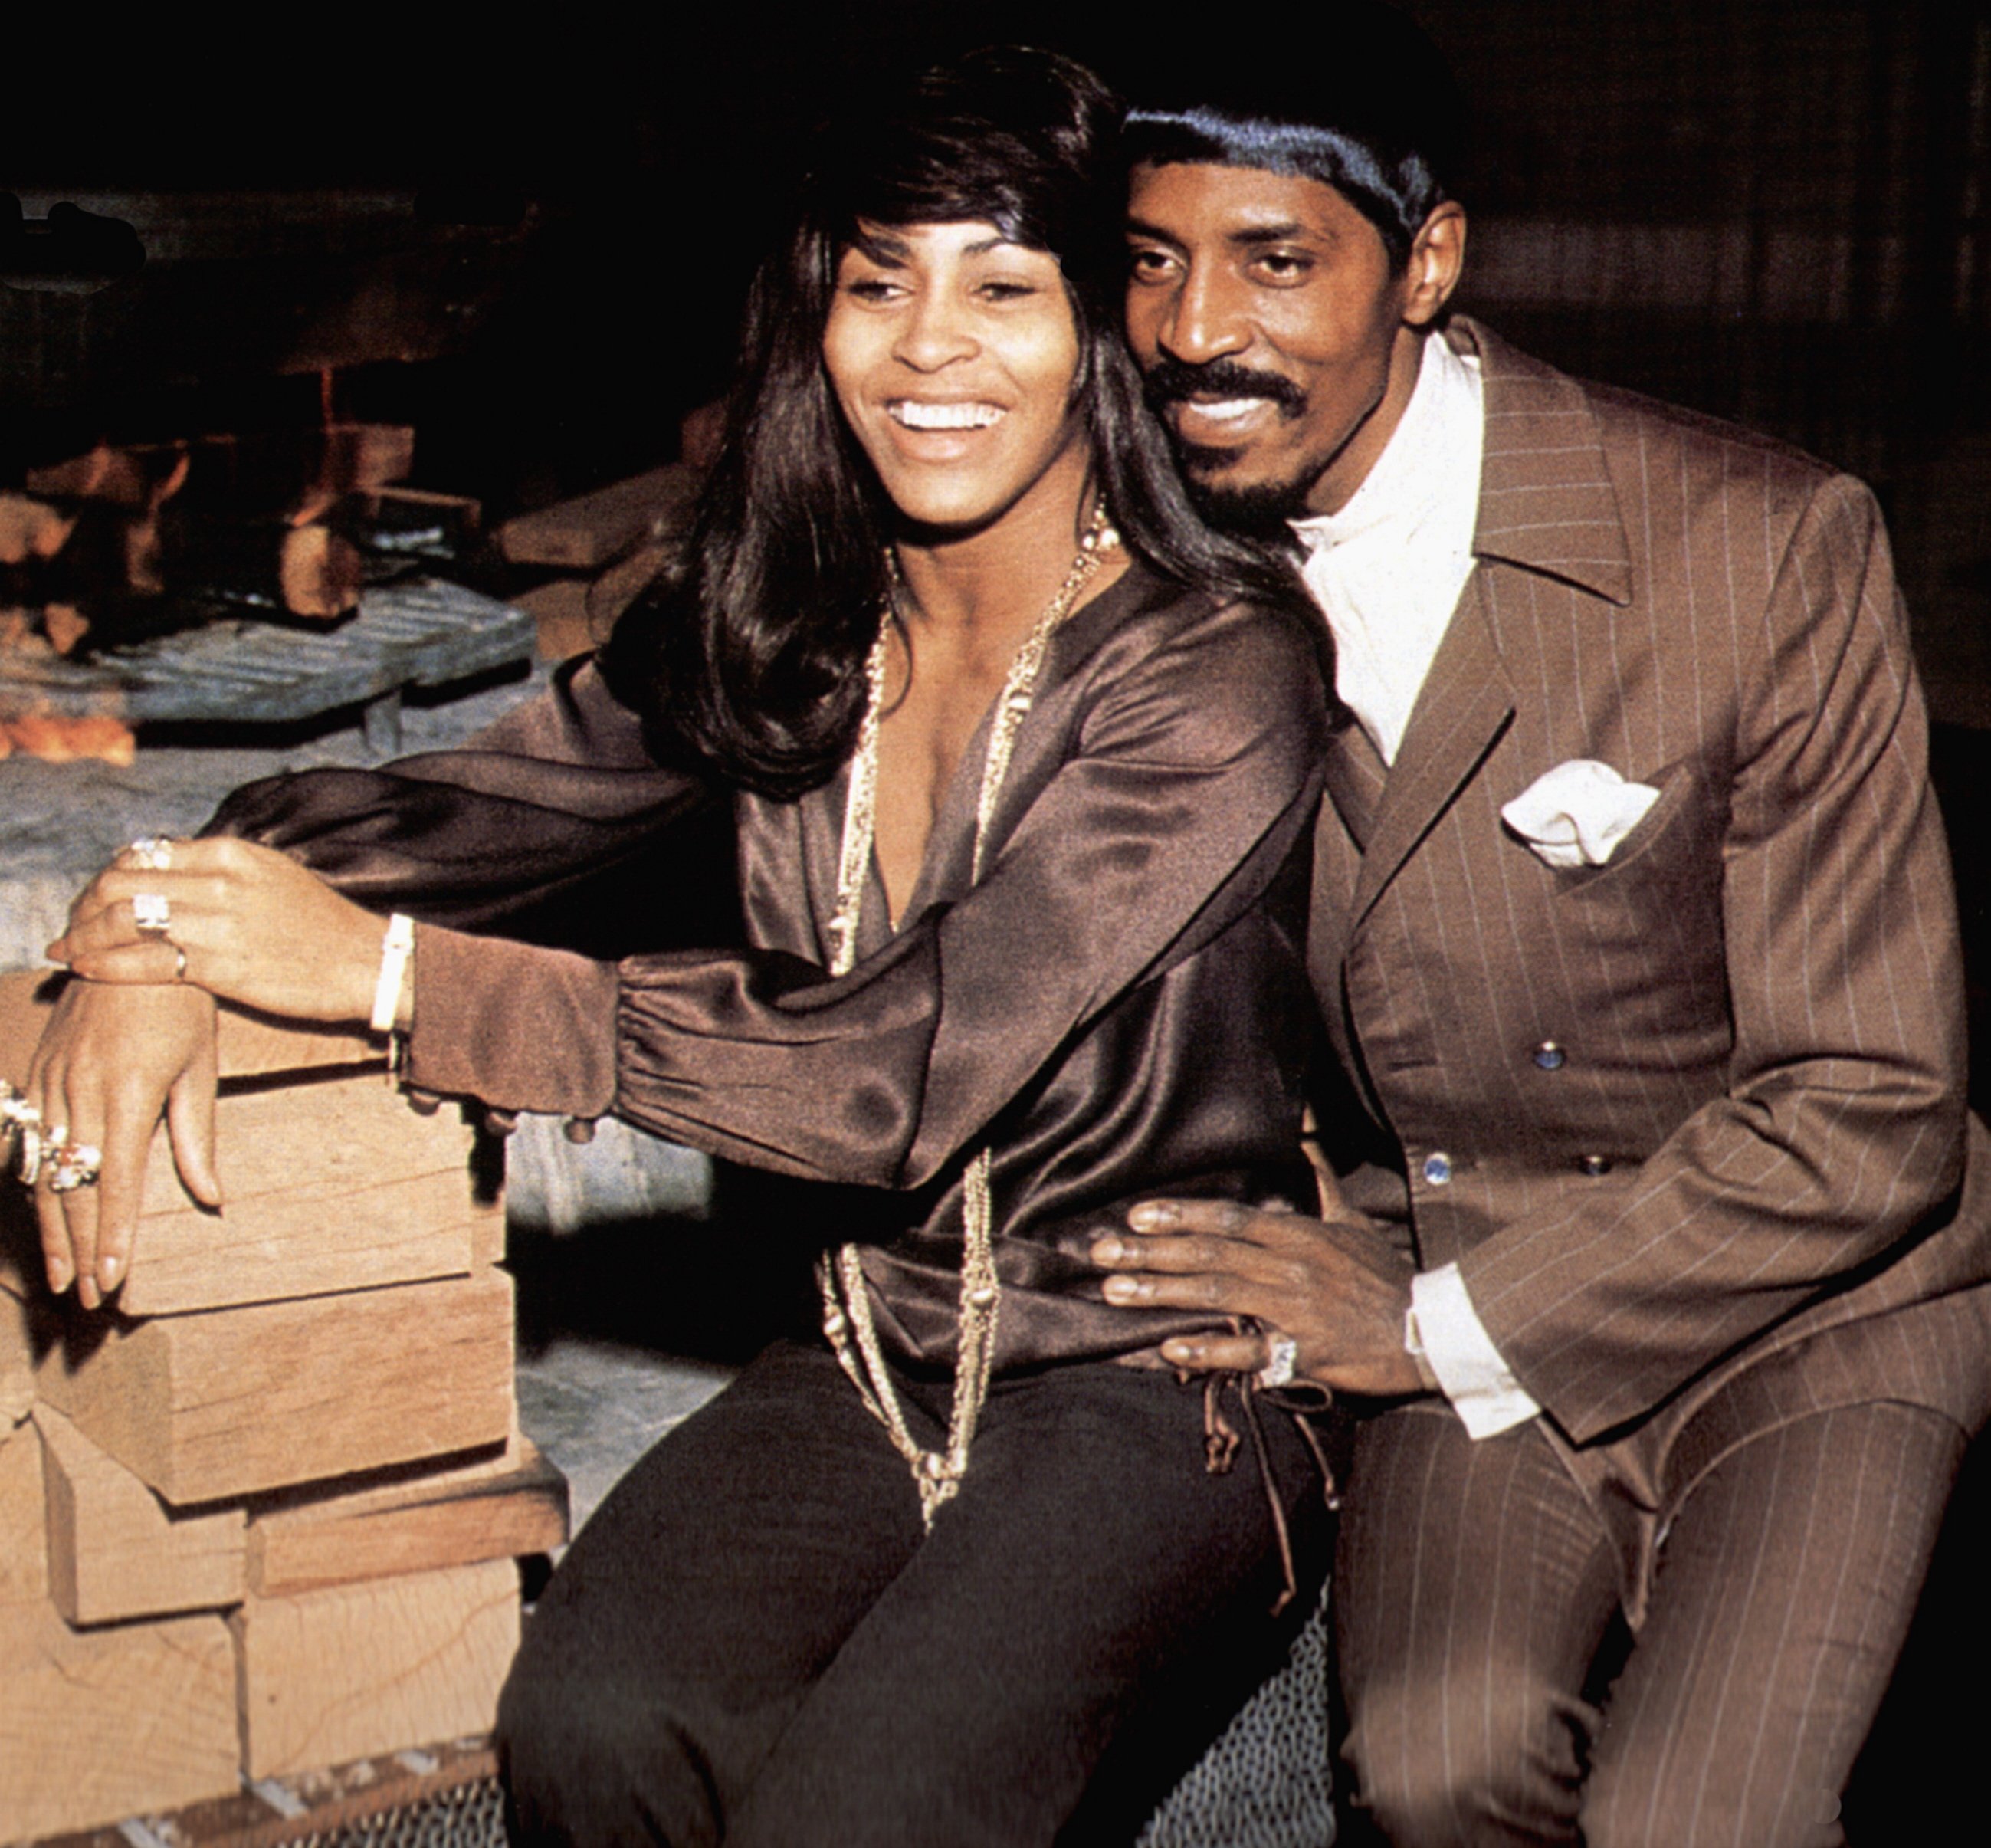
[133,892,172,934]
[48,1140,102,1193]
[126,837,175,871]
[1258,1331,1299,1390]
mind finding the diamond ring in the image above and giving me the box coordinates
[133,892,172,934]
[1257,1331,1299,1390]
[48,1139,103,1193]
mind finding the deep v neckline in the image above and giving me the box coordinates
[864,556,1147,935]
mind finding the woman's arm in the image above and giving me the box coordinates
[28,658,725,1304]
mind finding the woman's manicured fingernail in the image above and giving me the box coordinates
[1129,1200,1176,1229]
[1162,1339,1197,1364]
[99,1255,122,1289]
[1102,1275,1143,1304]
[46,1259,71,1293]
[1091,1236,1123,1265]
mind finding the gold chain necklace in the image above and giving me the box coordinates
[816,502,1120,1528]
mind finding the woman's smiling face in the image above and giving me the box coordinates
[822,220,1087,535]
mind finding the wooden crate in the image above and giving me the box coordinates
[0,1421,47,1607]
[0,1603,239,1840]
[249,1433,566,1597]
[35,1405,247,1626]
[233,1557,520,1779]
[35,1268,516,1505]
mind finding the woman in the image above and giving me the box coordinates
[26,48,1330,1843]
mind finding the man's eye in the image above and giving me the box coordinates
[1127,248,1178,284]
[1251,252,1314,284]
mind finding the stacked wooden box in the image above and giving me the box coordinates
[0,976,567,1844]
[501,462,703,660]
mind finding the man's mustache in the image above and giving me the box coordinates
[1142,356,1309,418]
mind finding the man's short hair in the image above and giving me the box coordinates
[1121,2,1465,265]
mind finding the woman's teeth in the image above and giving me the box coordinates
[890,401,1004,430]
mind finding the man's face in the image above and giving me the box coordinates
[1124,161,1424,524]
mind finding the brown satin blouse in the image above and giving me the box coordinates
[213,562,1328,1376]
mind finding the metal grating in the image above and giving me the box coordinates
[0,579,535,730]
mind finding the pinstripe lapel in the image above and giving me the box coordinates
[1321,716,1386,852]
[1453,317,1634,606]
[1350,575,1514,927]
[1345,321,1635,927]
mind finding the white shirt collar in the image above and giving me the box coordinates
[1287,333,1485,764]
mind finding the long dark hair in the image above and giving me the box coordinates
[603,45,1291,800]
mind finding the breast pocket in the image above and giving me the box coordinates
[1549,763,1730,1030]
[1557,760,1707,893]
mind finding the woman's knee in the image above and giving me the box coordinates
[498,1627,718,1848]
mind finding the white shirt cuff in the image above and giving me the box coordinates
[1409,1262,1541,1439]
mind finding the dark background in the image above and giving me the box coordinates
[5,2,1986,725]
[5,4,1988,1830]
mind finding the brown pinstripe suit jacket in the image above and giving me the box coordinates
[1313,319,1991,1607]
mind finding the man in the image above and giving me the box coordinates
[1091,14,1991,1845]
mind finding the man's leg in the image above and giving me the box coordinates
[1333,1402,1622,1848]
[499,1340,927,1848]
[1581,1400,1965,1848]
[727,1364,1329,1848]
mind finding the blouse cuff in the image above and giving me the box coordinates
[404,923,621,1119]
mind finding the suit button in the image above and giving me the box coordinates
[1579,1154,1611,1176]
[1533,1040,1566,1071]
[1422,1152,1454,1186]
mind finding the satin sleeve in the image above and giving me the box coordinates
[205,658,737,960]
[412,592,1327,1187]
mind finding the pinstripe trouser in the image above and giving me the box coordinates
[1331,1398,1964,1848]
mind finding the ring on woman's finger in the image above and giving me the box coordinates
[126,836,175,871]
[171,942,188,982]
[15,1121,44,1187]
[0,1083,40,1138]
[133,892,172,934]
[1257,1330,1299,1390]
[47,1139,103,1193]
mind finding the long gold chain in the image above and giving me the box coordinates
[817,502,1120,1528]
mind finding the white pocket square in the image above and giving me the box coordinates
[1502,760,1661,869]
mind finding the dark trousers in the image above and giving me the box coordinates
[500,1341,1325,1848]
[1333,1399,1965,1848]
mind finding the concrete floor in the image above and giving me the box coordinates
[515,1331,730,1537]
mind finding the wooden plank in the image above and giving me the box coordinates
[0,1603,238,1840]
[0,1420,48,1607]
[35,1269,516,1505]
[1,1282,31,1420]
[26,426,415,514]
[248,1434,566,1597]
[494,464,700,571]
[0,969,382,1090]
[35,1405,246,1626]
[0,1070,488,1315]
[120,1072,484,1315]
[233,1556,520,1779]
[513,576,594,661]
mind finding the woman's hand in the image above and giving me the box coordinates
[24,978,219,1309]
[48,836,389,1023]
